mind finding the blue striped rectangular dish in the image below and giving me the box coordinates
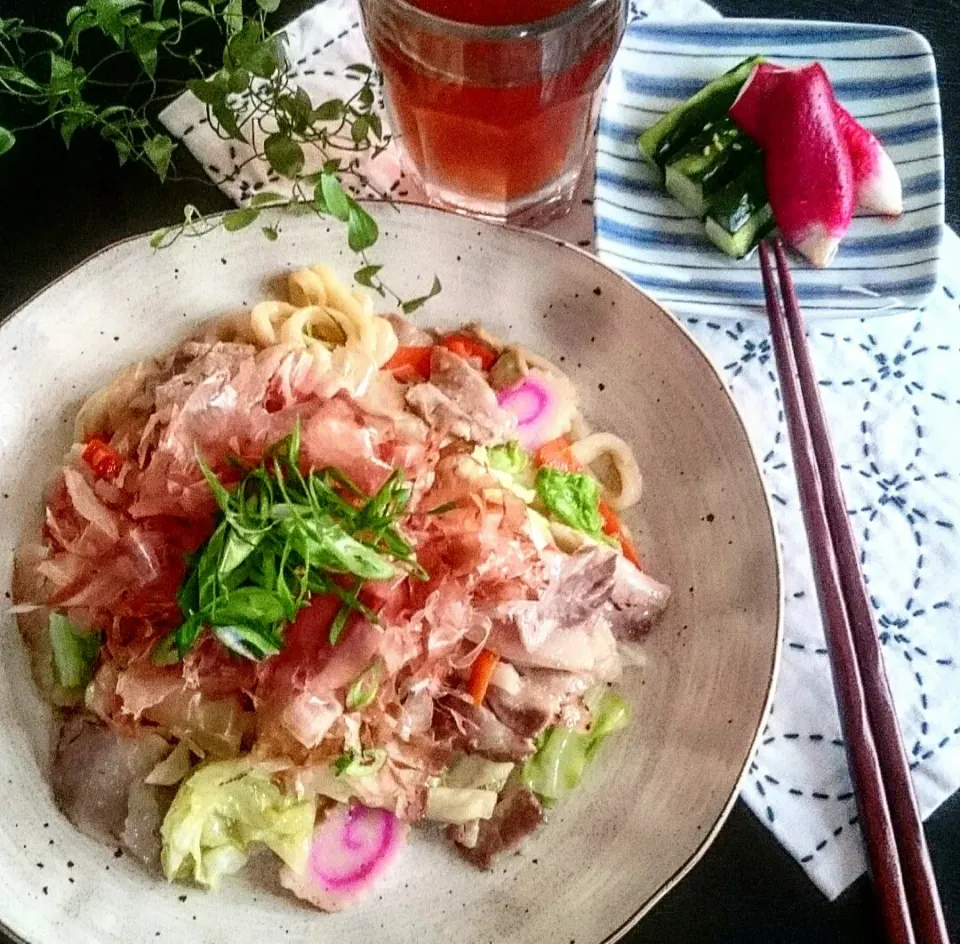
[594,19,945,320]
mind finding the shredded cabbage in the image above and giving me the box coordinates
[520,690,630,803]
[535,467,604,537]
[471,444,536,503]
[424,787,498,824]
[486,441,530,480]
[160,758,316,889]
[48,612,100,690]
[443,755,514,791]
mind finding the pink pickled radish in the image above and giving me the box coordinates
[495,369,575,450]
[833,104,903,216]
[279,803,405,912]
[731,63,855,267]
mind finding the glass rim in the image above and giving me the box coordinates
[371,0,619,41]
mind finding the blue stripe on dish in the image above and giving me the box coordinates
[632,21,904,45]
[594,18,945,321]
[620,69,936,101]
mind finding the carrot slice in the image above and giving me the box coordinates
[599,500,644,570]
[468,649,499,706]
[535,437,582,473]
[385,345,433,380]
[82,438,124,479]
[439,333,497,371]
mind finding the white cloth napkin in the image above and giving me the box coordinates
[161,0,960,901]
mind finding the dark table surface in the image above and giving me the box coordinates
[1,1,959,942]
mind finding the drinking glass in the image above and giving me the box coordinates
[360,0,627,224]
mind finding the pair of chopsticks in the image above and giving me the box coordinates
[759,238,949,944]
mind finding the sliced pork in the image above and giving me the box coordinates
[406,347,516,445]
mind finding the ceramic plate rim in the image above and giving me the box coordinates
[0,202,785,944]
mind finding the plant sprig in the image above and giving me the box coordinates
[0,1,442,312]
[161,429,425,663]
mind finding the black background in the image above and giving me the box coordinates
[1,0,959,941]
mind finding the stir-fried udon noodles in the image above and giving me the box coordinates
[13,265,670,910]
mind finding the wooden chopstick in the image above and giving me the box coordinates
[757,240,938,944]
[767,239,949,944]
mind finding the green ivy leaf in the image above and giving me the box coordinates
[59,113,83,148]
[347,202,378,252]
[368,113,383,140]
[261,225,279,241]
[351,115,369,145]
[250,191,286,207]
[223,207,260,231]
[226,66,249,94]
[88,0,129,48]
[187,73,228,106]
[211,100,245,142]
[319,173,350,222]
[264,133,304,178]
[358,85,374,108]
[0,65,41,92]
[0,127,15,157]
[181,0,212,15]
[353,264,382,288]
[149,228,168,249]
[144,133,174,181]
[153,0,165,19]
[48,53,83,98]
[110,134,132,165]
[312,99,344,122]
[223,0,243,35]
[256,0,281,11]
[401,276,443,314]
[277,88,312,133]
[129,22,172,76]
[226,21,283,78]
[346,62,372,75]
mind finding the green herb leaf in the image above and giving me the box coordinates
[213,623,281,660]
[345,662,381,711]
[353,264,382,288]
[175,612,205,658]
[401,275,443,314]
[319,172,350,222]
[264,133,304,178]
[328,603,350,644]
[347,202,378,252]
[346,62,372,76]
[261,225,278,241]
[0,127,15,157]
[144,133,174,181]
[332,748,386,778]
[311,99,344,122]
[255,0,281,10]
[223,206,260,231]
[208,586,287,628]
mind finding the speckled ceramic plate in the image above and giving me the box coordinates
[0,204,782,944]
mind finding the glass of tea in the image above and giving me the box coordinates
[360,0,627,224]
